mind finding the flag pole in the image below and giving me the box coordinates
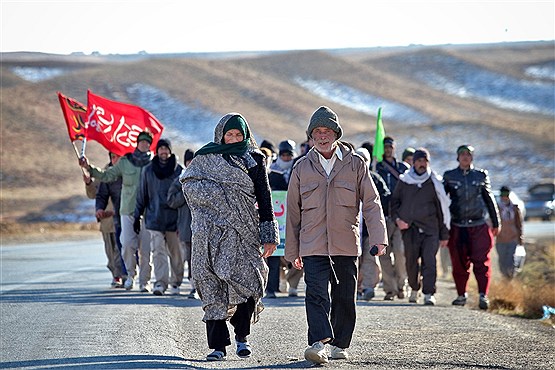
[71,141,90,177]
[372,107,385,171]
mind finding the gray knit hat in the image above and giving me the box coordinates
[307,106,343,140]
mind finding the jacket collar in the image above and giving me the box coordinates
[307,142,353,180]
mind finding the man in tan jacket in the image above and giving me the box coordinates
[285,106,388,364]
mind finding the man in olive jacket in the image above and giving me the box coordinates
[285,106,387,365]
[390,148,450,306]
[80,131,153,292]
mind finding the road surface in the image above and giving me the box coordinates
[1,236,554,369]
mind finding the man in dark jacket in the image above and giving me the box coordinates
[134,138,184,296]
[391,148,450,306]
[443,145,500,309]
[375,136,408,300]
[167,149,197,299]
[356,146,390,301]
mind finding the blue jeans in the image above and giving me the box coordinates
[303,255,357,349]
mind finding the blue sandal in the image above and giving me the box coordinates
[236,341,252,358]
[206,350,226,361]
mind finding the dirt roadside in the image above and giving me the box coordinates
[1,221,100,245]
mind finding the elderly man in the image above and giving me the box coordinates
[390,148,450,305]
[285,106,388,364]
[443,145,500,310]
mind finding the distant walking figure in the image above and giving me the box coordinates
[443,145,500,310]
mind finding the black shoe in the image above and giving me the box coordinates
[384,292,395,301]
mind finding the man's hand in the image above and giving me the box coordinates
[376,244,388,256]
[396,218,409,230]
[83,174,92,185]
[440,239,449,248]
[293,257,303,270]
[491,227,500,237]
[79,156,90,168]
[96,210,114,219]
[261,243,277,258]
[133,217,141,234]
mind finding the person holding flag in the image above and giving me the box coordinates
[79,131,154,292]
[59,90,165,292]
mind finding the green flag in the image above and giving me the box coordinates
[372,107,385,164]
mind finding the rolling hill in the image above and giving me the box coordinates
[1,41,554,223]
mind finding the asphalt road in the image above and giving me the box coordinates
[1,235,554,370]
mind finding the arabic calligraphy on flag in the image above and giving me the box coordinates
[86,90,164,156]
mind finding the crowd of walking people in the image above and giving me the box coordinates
[78,105,524,364]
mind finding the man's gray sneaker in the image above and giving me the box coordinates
[479,293,489,310]
[452,294,467,306]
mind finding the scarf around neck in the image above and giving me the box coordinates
[400,167,451,229]
[195,140,249,157]
[127,148,152,167]
[152,154,177,179]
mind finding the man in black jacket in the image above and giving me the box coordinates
[443,145,500,309]
[376,136,408,300]
[134,138,184,296]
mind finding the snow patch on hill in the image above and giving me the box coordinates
[126,83,220,147]
[525,61,555,81]
[10,67,66,82]
[392,53,555,116]
[294,77,431,124]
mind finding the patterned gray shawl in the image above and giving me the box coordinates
[180,114,268,323]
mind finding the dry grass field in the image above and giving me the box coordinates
[1,41,554,225]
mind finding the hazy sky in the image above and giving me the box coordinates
[2,0,554,55]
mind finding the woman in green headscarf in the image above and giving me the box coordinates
[181,113,279,361]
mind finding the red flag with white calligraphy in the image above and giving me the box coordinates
[86,90,164,156]
[57,92,88,141]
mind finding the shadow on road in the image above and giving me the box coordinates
[0,354,191,369]
[0,287,203,308]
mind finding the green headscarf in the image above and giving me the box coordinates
[195,115,250,157]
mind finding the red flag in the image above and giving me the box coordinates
[57,92,88,141]
[86,90,164,156]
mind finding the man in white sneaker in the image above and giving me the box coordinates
[390,148,450,305]
[285,106,388,364]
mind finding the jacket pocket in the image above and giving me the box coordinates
[447,180,461,190]
[334,180,357,207]
[300,182,320,211]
